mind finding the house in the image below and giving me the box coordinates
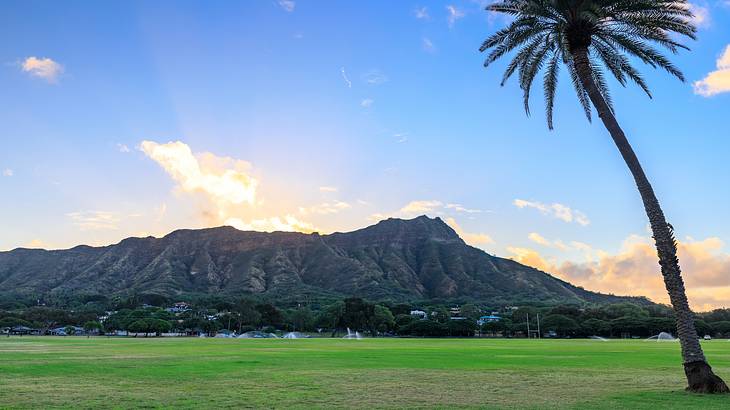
[49,326,85,336]
[10,326,40,335]
[410,310,427,319]
[166,302,191,314]
[478,315,502,325]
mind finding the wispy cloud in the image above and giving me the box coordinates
[414,6,429,20]
[117,143,131,153]
[340,67,352,88]
[362,69,388,85]
[446,5,465,27]
[694,44,730,97]
[686,2,710,28]
[67,211,121,231]
[2,168,13,177]
[299,201,351,215]
[319,186,338,193]
[21,57,63,82]
[394,133,409,143]
[513,199,590,226]
[422,37,436,53]
[277,0,295,12]
[446,203,484,214]
[361,98,374,108]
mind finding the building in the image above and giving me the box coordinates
[410,310,427,319]
[166,302,191,314]
[478,315,502,326]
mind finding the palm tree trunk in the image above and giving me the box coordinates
[571,47,728,393]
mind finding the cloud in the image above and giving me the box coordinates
[414,6,429,19]
[446,217,495,246]
[117,143,131,153]
[422,37,436,53]
[513,199,590,226]
[527,232,570,251]
[446,5,465,27]
[361,98,374,108]
[24,239,46,249]
[446,203,484,214]
[319,186,338,193]
[362,69,388,85]
[400,200,443,214]
[508,234,730,311]
[21,57,63,82]
[394,133,409,143]
[277,0,295,12]
[299,201,351,215]
[67,211,121,231]
[2,168,13,177]
[693,44,730,97]
[340,67,352,88]
[141,140,317,233]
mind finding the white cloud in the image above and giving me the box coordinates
[513,199,590,226]
[21,57,63,82]
[340,67,352,88]
[446,203,483,213]
[278,0,295,12]
[414,6,429,19]
[527,232,570,251]
[686,2,710,28]
[2,168,13,177]
[361,98,374,108]
[446,5,465,27]
[422,37,436,53]
[141,140,317,233]
[67,211,120,231]
[694,44,730,97]
[508,234,730,311]
[362,69,388,85]
[394,133,409,143]
[117,143,131,153]
[319,186,338,193]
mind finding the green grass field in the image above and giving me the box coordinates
[1,337,730,409]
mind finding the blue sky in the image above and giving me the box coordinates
[0,0,729,308]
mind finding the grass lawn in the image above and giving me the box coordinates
[1,337,730,409]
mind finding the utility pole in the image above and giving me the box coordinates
[536,313,541,339]
[526,313,531,339]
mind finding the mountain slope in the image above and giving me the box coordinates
[0,216,646,304]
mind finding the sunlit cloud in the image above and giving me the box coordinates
[21,57,63,82]
[277,0,295,12]
[694,44,730,97]
[414,6,429,19]
[66,211,121,231]
[446,217,495,246]
[2,168,13,177]
[508,234,730,310]
[141,140,317,233]
[446,5,465,27]
[400,200,443,214]
[446,203,484,214]
[513,198,590,226]
[319,186,338,193]
[24,239,47,249]
[527,232,570,251]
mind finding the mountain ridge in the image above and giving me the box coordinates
[0,216,649,305]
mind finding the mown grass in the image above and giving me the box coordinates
[1,337,729,409]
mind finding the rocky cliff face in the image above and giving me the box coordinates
[0,216,645,304]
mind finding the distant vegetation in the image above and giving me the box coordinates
[2,291,730,339]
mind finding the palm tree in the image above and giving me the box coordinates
[480,0,728,393]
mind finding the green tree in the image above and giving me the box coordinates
[542,314,579,337]
[460,304,482,321]
[581,318,610,337]
[372,305,395,335]
[64,325,76,336]
[481,0,726,392]
[318,301,345,337]
[83,321,102,338]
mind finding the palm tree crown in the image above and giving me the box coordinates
[480,0,696,129]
